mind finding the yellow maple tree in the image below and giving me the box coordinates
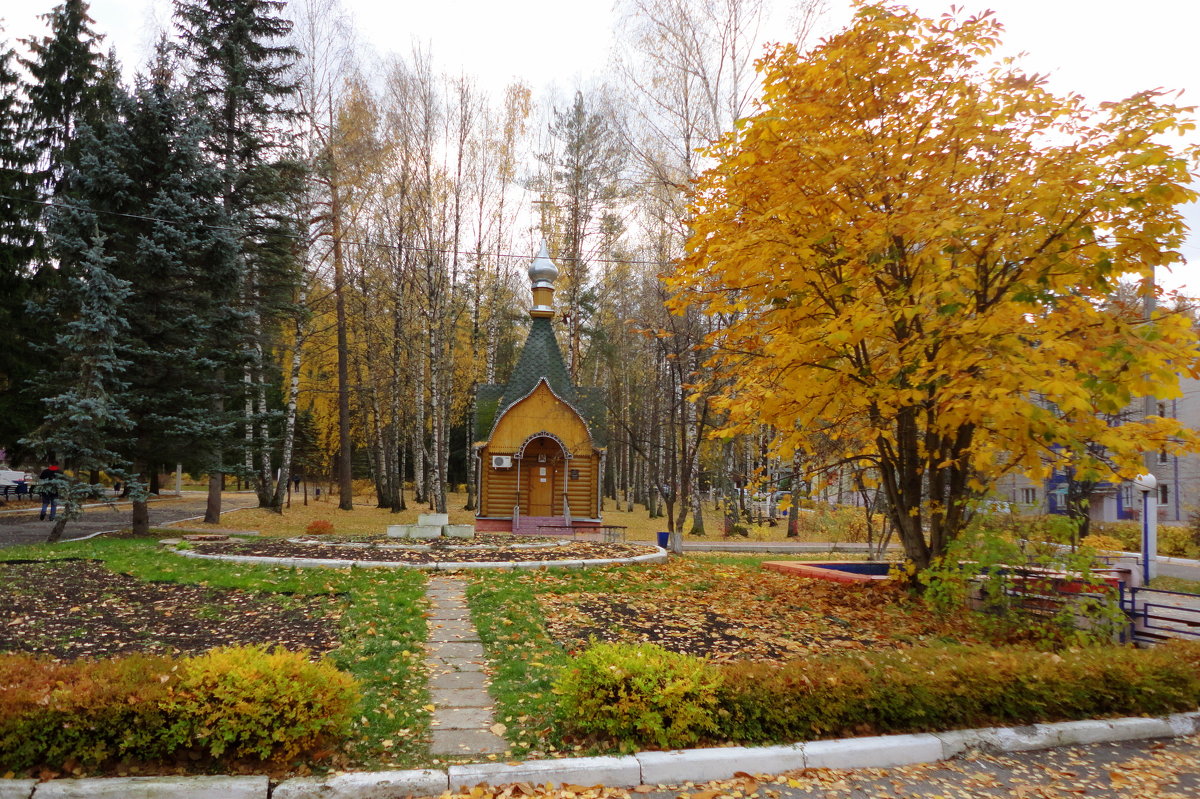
[669,3,1200,569]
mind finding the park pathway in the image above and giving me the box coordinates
[424,576,508,756]
[0,491,261,548]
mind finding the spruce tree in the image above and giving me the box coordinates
[26,122,136,543]
[173,0,304,516]
[19,0,108,197]
[0,32,43,458]
[98,49,243,534]
[16,1,117,468]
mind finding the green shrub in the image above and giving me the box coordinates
[716,642,1200,744]
[918,527,1126,648]
[553,641,1200,750]
[0,646,359,774]
[0,653,178,771]
[554,642,722,750]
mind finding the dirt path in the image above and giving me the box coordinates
[0,491,261,548]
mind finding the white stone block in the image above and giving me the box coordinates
[1168,712,1200,736]
[0,779,36,799]
[418,513,450,527]
[443,524,475,539]
[33,776,267,799]
[386,525,410,538]
[272,770,448,799]
[636,745,804,785]
[802,734,943,769]
[409,525,443,540]
[449,756,640,791]
[932,727,1001,757]
[1044,717,1173,747]
[983,724,1056,752]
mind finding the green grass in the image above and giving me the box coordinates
[465,571,571,759]
[1149,575,1200,594]
[0,538,431,769]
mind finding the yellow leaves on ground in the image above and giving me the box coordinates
[528,559,974,663]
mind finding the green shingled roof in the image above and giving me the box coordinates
[474,316,606,446]
[474,384,505,442]
[498,317,576,410]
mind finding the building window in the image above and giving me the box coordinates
[1158,449,1170,464]
[1021,487,1037,505]
[1157,401,1168,418]
[1160,484,1170,505]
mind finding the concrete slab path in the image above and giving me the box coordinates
[425,576,508,756]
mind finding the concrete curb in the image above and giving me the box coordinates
[166,546,668,571]
[10,712,1198,797]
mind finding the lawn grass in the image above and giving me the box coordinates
[0,538,432,770]
[1149,574,1200,593]
[464,572,572,759]
[187,489,881,545]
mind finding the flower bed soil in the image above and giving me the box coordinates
[0,559,342,660]
[292,533,560,547]
[184,538,655,563]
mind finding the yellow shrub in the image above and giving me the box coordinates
[172,646,359,762]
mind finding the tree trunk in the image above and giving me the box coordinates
[205,470,222,524]
[269,299,306,513]
[332,175,354,511]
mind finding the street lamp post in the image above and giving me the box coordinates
[1135,473,1158,586]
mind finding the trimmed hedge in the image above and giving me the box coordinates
[0,646,359,773]
[556,641,1200,749]
[554,642,722,750]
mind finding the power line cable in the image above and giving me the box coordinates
[0,189,682,268]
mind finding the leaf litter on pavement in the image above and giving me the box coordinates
[435,735,1200,798]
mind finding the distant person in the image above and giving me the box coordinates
[38,462,61,521]
[112,481,122,494]
[292,475,301,491]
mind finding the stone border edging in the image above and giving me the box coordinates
[164,545,669,571]
[283,537,573,552]
[11,713,1198,798]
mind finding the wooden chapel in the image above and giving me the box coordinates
[473,244,606,532]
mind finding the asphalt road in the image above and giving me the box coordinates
[625,735,1200,799]
[0,491,261,548]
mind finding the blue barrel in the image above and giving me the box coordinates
[656,531,670,548]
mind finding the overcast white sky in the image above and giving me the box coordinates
[4,0,1199,291]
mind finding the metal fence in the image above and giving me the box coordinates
[1121,586,1200,646]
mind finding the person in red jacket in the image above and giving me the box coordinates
[38,462,61,521]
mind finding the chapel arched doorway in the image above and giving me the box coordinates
[520,435,566,517]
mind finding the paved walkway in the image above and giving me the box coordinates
[0,491,260,548]
[425,576,508,756]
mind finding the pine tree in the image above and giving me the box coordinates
[173,0,304,516]
[0,31,43,458]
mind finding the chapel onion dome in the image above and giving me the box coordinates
[528,241,559,287]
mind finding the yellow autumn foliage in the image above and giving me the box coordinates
[669,3,1200,568]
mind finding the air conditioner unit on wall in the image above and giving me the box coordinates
[491,455,513,469]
